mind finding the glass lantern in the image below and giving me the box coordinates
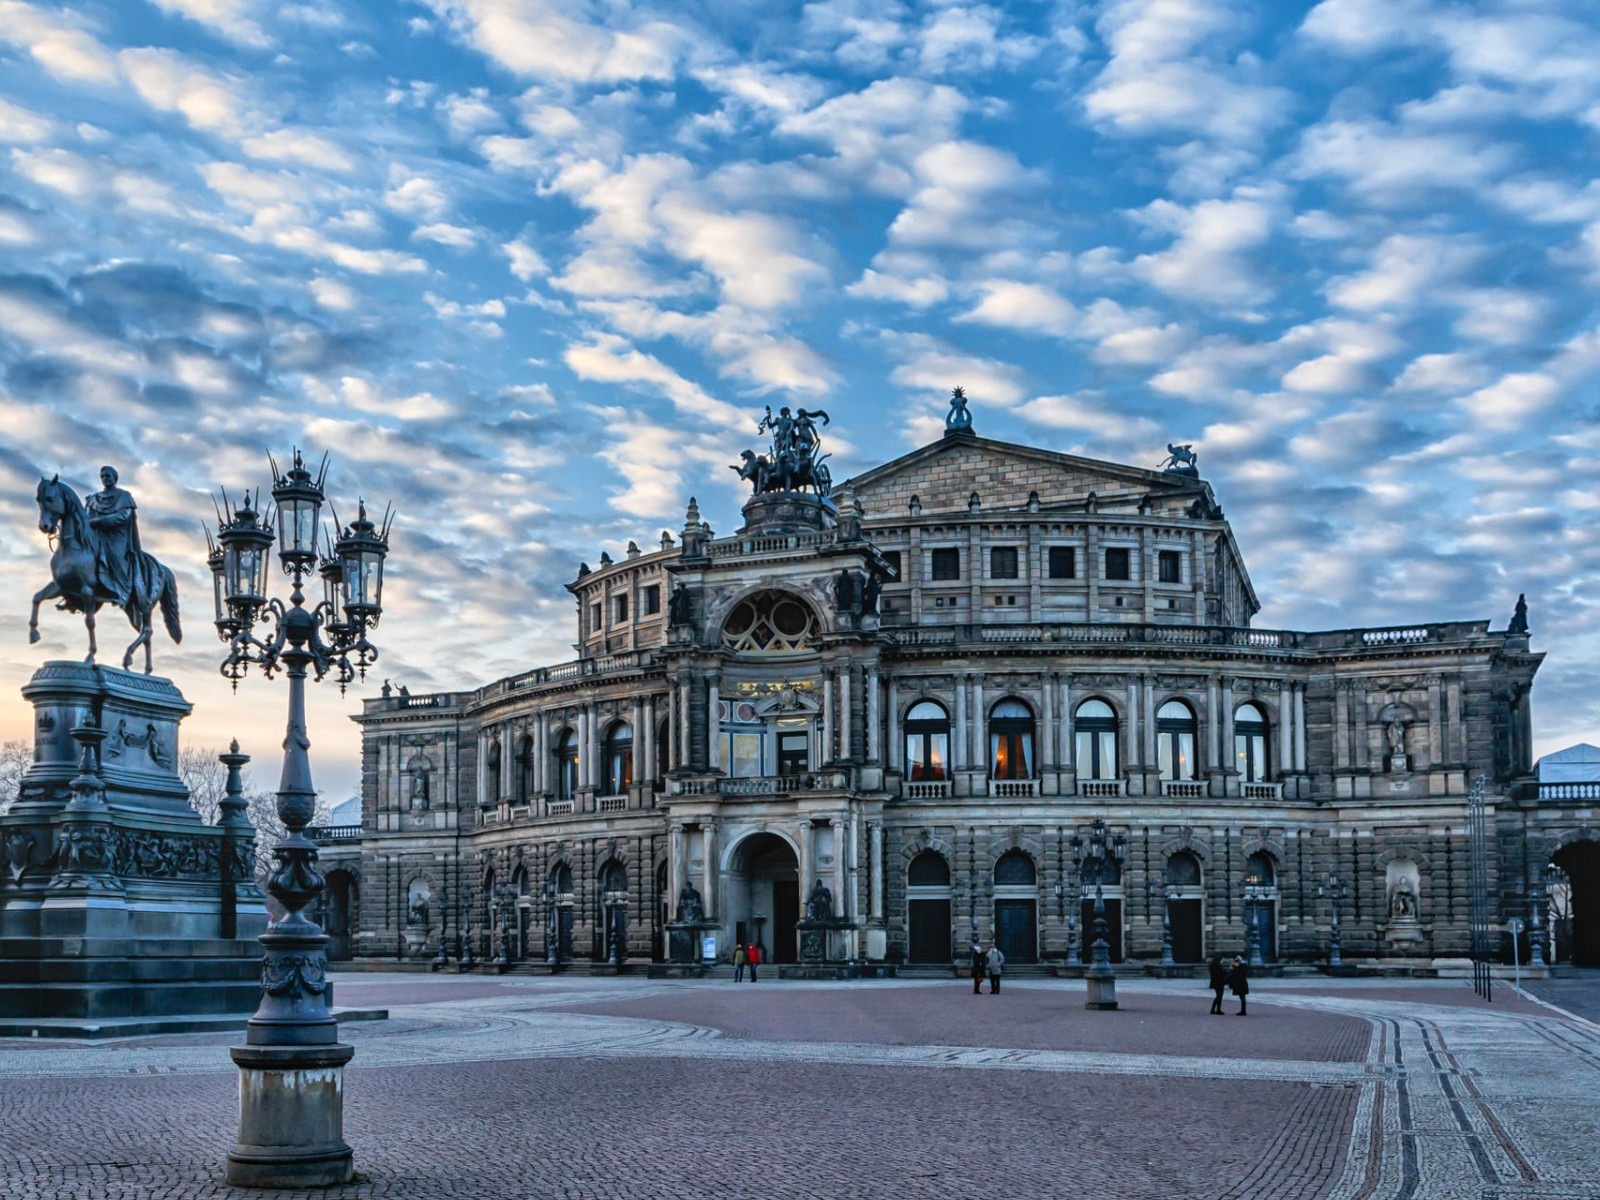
[206,532,238,639]
[335,501,388,626]
[319,545,347,633]
[270,450,325,572]
[218,496,274,622]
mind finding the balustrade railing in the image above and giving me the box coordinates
[1160,780,1206,799]
[1538,782,1600,800]
[305,824,362,842]
[1242,782,1284,800]
[671,770,851,796]
[1079,780,1125,798]
[990,779,1038,798]
[903,780,952,799]
[597,795,627,812]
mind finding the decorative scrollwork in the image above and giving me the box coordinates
[261,951,329,997]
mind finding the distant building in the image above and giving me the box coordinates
[322,415,1594,969]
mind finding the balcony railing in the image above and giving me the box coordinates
[597,794,627,812]
[1160,780,1206,799]
[707,529,839,560]
[546,799,574,815]
[306,824,362,842]
[1079,780,1125,798]
[990,779,1038,798]
[903,780,952,800]
[1242,782,1284,800]
[671,770,851,797]
[882,619,1498,652]
[1538,782,1600,800]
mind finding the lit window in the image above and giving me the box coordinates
[1074,699,1118,780]
[988,698,1035,780]
[904,700,950,782]
[1157,700,1197,780]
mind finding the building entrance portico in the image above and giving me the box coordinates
[727,832,800,963]
[1552,839,1600,966]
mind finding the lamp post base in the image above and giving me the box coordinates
[227,1043,355,1188]
[1085,970,1119,1010]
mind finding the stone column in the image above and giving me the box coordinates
[1060,675,1073,768]
[971,677,985,771]
[677,679,691,768]
[1124,677,1141,773]
[1041,671,1055,770]
[533,718,548,796]
[1220,678,1235,776]
[822,670,835,764]
[797,820,814,906]
[476,730,490,806]
[830,817,846,920]
[838,664,853,760]
[1142,675,1156,767]
[869,821,885,920]
[1278,687,1292,779]
[953,676,968,771]
[1207,678,1222,772]
[866,668,881,763]
[1293,684,1307,773]
[701,820,718,918]
[501,725,514,801]
[668,823,686,916]
[708,677,721,772]
[886,677,900,771]
[642,694,656,784]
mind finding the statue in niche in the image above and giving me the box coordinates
[1389,879,1418,921]
[805,878,833,922]
[668,585,691,626]
[676,879,704,924]
[408,890,430,926]
[1387,720,1407,760]
[410,771,429,810]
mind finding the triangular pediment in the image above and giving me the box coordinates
[840,432,1211,519]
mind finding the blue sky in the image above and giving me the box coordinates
[2,0,1598,802]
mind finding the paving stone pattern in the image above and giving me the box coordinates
[1,975,1597,1199]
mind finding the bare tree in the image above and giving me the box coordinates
[0,740,30,815]
[179,746,329,877]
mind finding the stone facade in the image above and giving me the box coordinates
[328,426,1591,970]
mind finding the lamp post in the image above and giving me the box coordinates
[1243,883,1267,968]
[544,880,558,966]
[216,450,391,1189]
[1527,866,1547,969]
[1066,834,1083,967]
[1317,874,1343,967]
[1160,885,1176,966]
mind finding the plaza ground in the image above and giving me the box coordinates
[2,972,1598,1199]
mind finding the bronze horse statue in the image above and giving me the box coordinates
[30,475,181,673]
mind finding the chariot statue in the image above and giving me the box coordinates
[731,405,833,498]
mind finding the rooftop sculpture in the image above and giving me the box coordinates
[731,405,833,498]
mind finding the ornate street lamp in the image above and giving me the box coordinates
[1160,885,1176,966]
[1527,865,1547,969]
[218,450,392,1189]
[1318,875,1344,967]
[544,879,559,966]
[1243,883,1267,968]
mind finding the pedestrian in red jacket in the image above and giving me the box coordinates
[747,942,762,982]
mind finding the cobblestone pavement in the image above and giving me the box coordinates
[1525,968,1600,1026]
[1,974,1597,1200]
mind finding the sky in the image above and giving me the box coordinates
[1,0,1598,804]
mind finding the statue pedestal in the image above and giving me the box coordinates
[227,1043,355,1187]
[0,663,266,1032]
[667,921,716,964]
[1384,920,1426,955]
[796,919,848,963]
[738,492,834,536]
[1085,970,1119,1010]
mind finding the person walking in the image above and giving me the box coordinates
[747,942,762,982]
[970,941,987,995]
[1208,954,1227,1014]
[987,942,1005,994]
[733,942,747,983]
[1227,955,1249,1016]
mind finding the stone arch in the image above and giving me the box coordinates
[898,831,959,867]
[722,826,804,871]
[1375,844,1433,872]
[981,832,1046,867]
[1157,832,1213,862]
[717,587,824,654]
[1240,835,1287,866]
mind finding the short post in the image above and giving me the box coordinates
[1327,876,1343,967]
[1084,886,1118,1010]
[1244,884,1266,968]
[1528,871,1547,969]
[1508,916,1524,990]
[217,741,255,940]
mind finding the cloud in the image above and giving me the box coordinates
[119,48,255,137]
[412,222,479,248]
[1130,191,1279,305]
[0,2,119,84]
[147,0,270,48]
[422,0,692,85]
[0,98,54,144]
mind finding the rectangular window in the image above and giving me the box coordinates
[990,546,1019,579]
[590,602,602,632]
[644,584,661,615]
[1047,546,1076,579]
[882,550,902,581]
[1158,550,1181,584]
[614,594,629,622]
[931,547,961,580]
[777,730,809,776]
[1104,547,1131,580]
[721,730,765,778]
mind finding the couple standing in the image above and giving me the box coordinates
[1208,954,1249,1015]
[733,942,762,982]
[970,941,1006,994]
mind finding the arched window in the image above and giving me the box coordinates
[904,700,950,782]
[551,861,574,894]
[994,850,1037,886]
[516,734,534,804]
[1235,703,1269,782]
[485,741,501,803]
[603,722,633,795]
[1074,699,1118,781]
[1157,700,1197,781]
[908,851,951,887]
[1165,851,1202,887]
[511,865,528,897]
[600,861,627,893]
[988,699,1035,780]
[1245,851,1276,887]
[721,590,819,653]
[555,729,578,801]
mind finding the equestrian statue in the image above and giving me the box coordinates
[730,405,833,498]
[30,465,181,673]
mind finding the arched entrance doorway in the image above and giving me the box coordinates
[993,850,1038,964]
[728,833,800,964]
[1553,840,1600,966]
[906,851,952,963]
[1165,851,1204,963]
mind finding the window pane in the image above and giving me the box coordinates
[732,733,763,777]
[1159,550,1181,583]
[1100,731,1118,778]
[1075,729,1093,777]
[931,548,960,580]
[990,546,1019,579]
[1177,732,1193,779]
[1105,547,1130,580]
[1048,546,1076,579]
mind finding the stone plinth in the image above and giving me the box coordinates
[227,1042,355,1187]
[737,492,835,536]
[0,662,265,1030]
[666,921,717,964]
